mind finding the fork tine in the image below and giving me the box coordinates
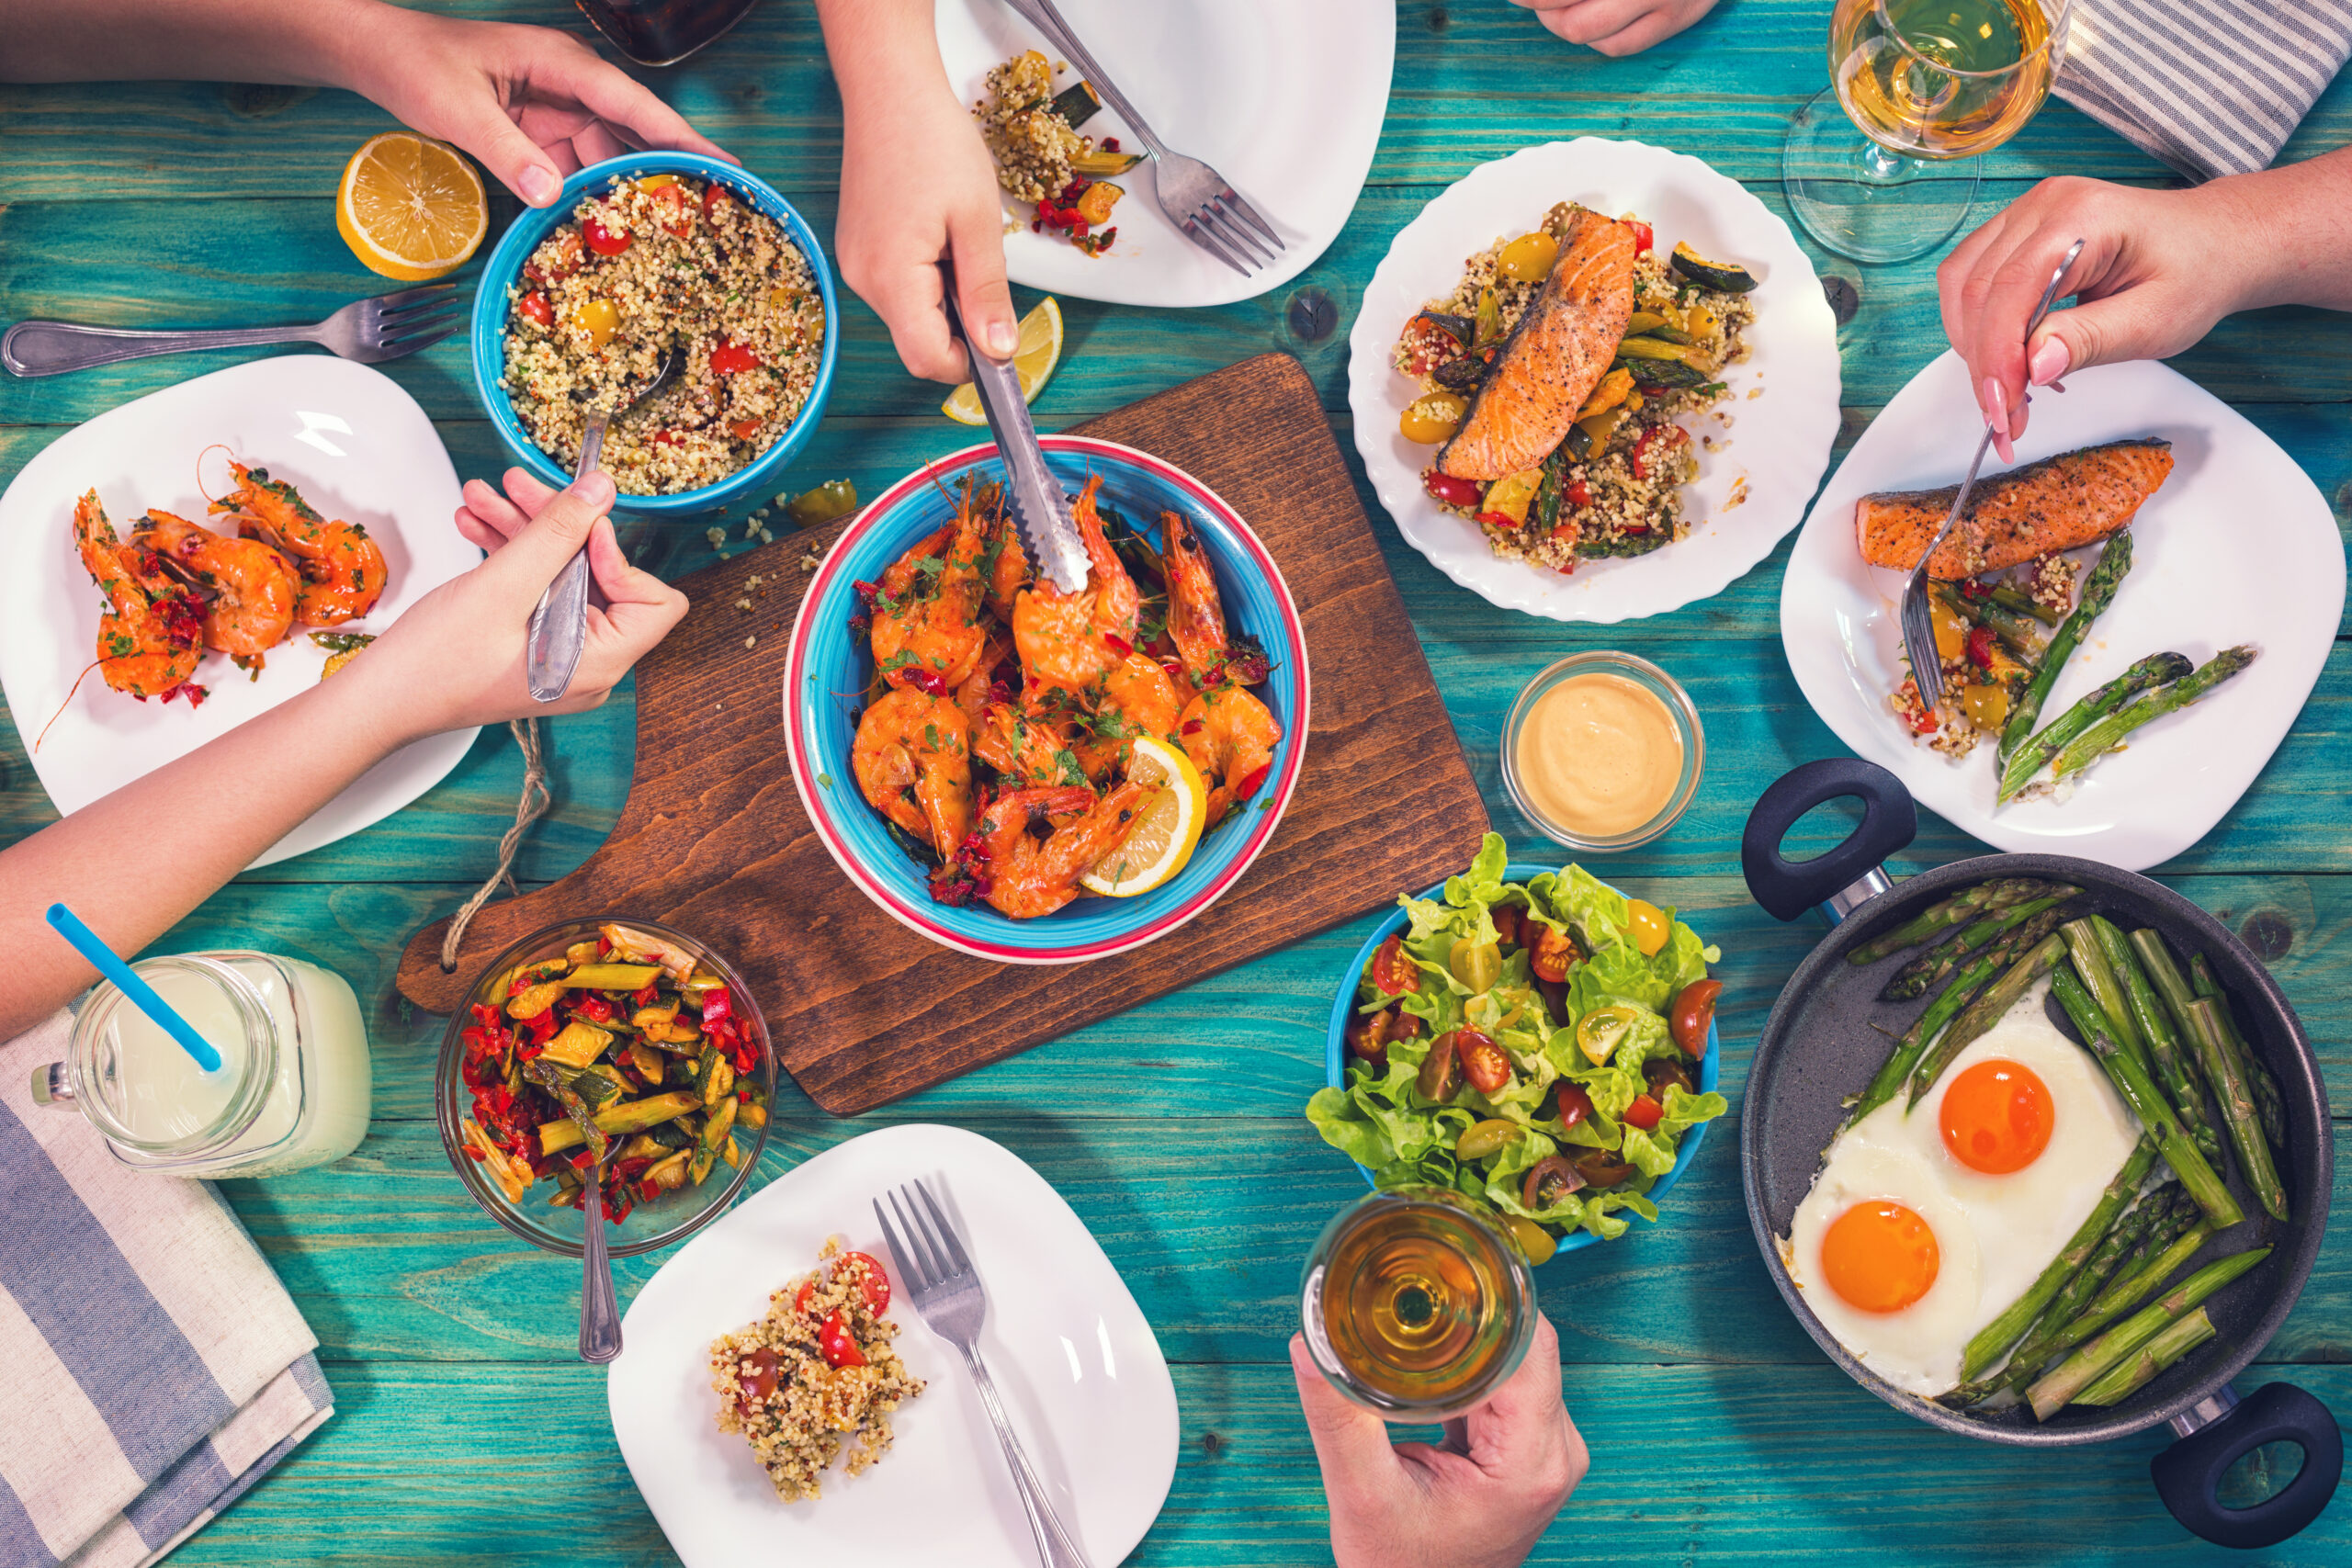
[1183,214,1251,276]
[912,1179,974,1277]
[379,292,469,325]
[1217,189,1284,251]
[889,1188,947,1284]
[1203,205,1275,268]
[380,323,459,356]
[902,1184,964,1283]
[381,306,464,341]
[873,1195,928,1292]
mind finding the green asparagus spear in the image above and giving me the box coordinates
[1987,581,2063,626]
[2028,1248,2267,1419]
[1851,915,2058,1126]
[1936,582,2046,665]
[2063,919,2149,1075]
[2050,647,2260,784]
[1966,1185,2193,1404]
[1906,933,2068,1108]
[2095,919,2221,1166]
[1847,879,2054,966]
[1882,893,2076,1002]
[2050,965,2243,1227]
[2189,953,2288,1152]
[1996,651,2192,805]
[2064,1208,2216,1349]
[1959,1139,2158,1381]
[2187,998,2288,1222]
[1995,533,2132,772]
[2075,1307,2218,1406]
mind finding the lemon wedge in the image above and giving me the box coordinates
[943,296,1063,425]
[1080,734,1208,897]
[336,132,488,281]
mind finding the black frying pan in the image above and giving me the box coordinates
[1739,759,2341,1550]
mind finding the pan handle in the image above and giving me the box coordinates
[1741,759,1918,923]
[2152,1382,2342,1550]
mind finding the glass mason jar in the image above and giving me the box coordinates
[34,952,372,1179]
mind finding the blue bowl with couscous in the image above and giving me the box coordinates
[468,152,838,517]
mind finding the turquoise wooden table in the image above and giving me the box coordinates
[3,3,2347,1561]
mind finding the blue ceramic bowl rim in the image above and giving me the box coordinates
[467,152,840,513]
[1321,863,1723,1257]
[784,435,1311,963]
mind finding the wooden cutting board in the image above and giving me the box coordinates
[398,353,1489,1114]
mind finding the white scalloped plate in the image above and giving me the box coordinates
[1781,352,2344,871]
[1346,138,1843,623]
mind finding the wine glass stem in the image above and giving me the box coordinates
[1860,141,1914,184]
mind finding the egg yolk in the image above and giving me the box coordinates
[1940,1057,2054,1174]
[1821,1201,1940,1313]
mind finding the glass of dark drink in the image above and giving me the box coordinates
[572,0,759,67]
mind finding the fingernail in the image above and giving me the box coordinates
[569,470,615,509]
[2028,337,2070,387]
[1981,378,2009,437]
[984,319,1018,358]
[519,164,560,207]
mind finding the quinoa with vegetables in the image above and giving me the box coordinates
[1395,203,1755,573]
[973,50,1138,256]
[711,1240,924,1503]
[499,174,823,495]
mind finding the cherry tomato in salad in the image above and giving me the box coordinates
[734,1346,780,1415]
[1643,1056,1695,1100]
[523,228,584,285]
[1670,978,1722,1058]
[1369,933,1418,997]
[1572,1146,1635,1188]
[794,1278,815,1316]
[1454,1029,1512,1094]
[1345,1007,1394,1070]
[703,182,735,220]
[582,211,631,256]
[1576,1003,1642,1066]
[1521,1155,1585,1211]
[649,181,695,237]
[1626,898,1670,958]
[1417,1032,1462,1100]
[1422,469,1484,510]
[1566,479,1594,509]
[1550,1080,1595,1130]
[818,1309,866,1368]
[1491,905,1523,948]
[709,338,762,375]
[517,290,553,328]
[728,417,763,440]
[1628,220,1654,254]
[1530,922,1580,983]
[1623,1093,1665,1132]
[841,1251,890,1314]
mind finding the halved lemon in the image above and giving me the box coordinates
[336,133,488,281]
[943,296,1063,424]
[1080,734,1208,897]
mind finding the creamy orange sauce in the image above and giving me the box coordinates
[1515,673,1682,838]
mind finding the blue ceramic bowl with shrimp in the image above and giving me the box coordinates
[1322,868,1722,1258]
[468,152,838,516]
[785,436,1310,964]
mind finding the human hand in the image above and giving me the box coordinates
[1290,1316,1586,1568]
[829,28,1017,379]
[1510,0,1720,56]
[1936,175,2263,460]
[340,6,734,207]
[358,468,688,742]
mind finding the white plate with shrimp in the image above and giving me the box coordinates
[0,356,481,867]
[1346,138,1844,622]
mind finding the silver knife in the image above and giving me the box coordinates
[936,263,1089,592]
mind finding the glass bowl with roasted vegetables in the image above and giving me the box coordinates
[1310,835,1730,1262]
[435,917,776,1258]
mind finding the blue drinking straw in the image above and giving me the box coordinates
[44,905,222,1073]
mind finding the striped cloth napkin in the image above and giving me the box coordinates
[0,1012,332,1568]
[2055,0,2352,179]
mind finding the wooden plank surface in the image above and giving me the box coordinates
[1,1,2347,1562]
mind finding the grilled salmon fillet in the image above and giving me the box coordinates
[1855,437,2175,579]
[1437,210,1635,482]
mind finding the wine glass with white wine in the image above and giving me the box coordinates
[1785,0,2074,264]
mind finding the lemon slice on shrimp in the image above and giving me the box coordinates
[1080,735,1209,897]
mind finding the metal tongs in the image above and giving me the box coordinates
[936,262,1088,593]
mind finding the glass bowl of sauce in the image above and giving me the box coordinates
[1501,651,1704,852]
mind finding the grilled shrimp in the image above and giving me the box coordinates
[852,688,973,860]
[1180,684,1280,827]
[73,491,202,699]
[1070,652,1184,781]
[974,703,1077,787]
[134,510,298,659]
[1012,476,1141,700]
[1159,511,1229,687]
[209,460,386,626]
[973,781,1152,919]
[872,504,990,696]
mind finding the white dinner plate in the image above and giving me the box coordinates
[933,0,1392,305]
[608,1123,1180,1568]
[1781,352,2346,870]
[0,357,480,866]
[1347,137,1843,623]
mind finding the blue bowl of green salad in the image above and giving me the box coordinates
[1310,834,1728,1261]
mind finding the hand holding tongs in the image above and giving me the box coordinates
[936,261,1088,593]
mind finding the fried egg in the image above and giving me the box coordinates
[1783,981,2142,1396]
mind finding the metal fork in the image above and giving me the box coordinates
[876,1179,1091,1568]
[0,284,467,378]
[1000,0,1283,276]
[1902,239,2083,715]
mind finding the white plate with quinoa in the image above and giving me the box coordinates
[0,356,480,867]
[935,0,1392,305]
[1781,353,2344,871]
[608,1122,1179,1566]
[1347,138,1843,623]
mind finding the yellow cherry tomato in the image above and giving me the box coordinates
[1399,391,1467,445]
[1576,1003,1643,1066]
[1931,599,1968,664]
[1498,230,1560,283]
[1962,683,2011,730]
[1449,937,1502,993]
[1507,1215,1557,1266]
[1627,899,1670,958]
[570,296,619,348]
[636,174,679,190]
